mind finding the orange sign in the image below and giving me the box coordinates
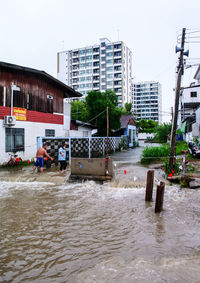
[13,107,27,121]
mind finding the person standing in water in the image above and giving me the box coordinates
[33,143,53,174]
[58,143,67,171]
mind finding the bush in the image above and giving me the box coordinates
[175,141,188,155]
[163,159,181,175]
[154,123,171,142]
[141,145,170,164]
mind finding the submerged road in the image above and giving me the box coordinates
[0,143,200,282]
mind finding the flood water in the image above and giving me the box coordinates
[0,170,200,282]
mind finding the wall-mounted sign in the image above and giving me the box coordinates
[13,107,27,121]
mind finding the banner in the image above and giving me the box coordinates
[13,107,27,121]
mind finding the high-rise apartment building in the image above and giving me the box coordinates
[133,81,162,124]
[57,38,133,107]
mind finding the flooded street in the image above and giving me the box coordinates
[0,146,200,282]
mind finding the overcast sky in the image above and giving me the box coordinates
[1,0,200,122]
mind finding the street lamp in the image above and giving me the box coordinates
[11,83,20,116]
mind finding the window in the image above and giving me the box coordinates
[47,96,53,113]
[80,49,85,55]
[6,128,24,152]
[107,81,113,86]
[107,66,113,72]
[107,73,113,79]
[191,92,197,97]
[86,55,92,61]
[107,59,113,64]
[45,129,55,137]
[86,62,92,67]
[106,45,113,50]
[86,48,92,54]
[93,47,99,53]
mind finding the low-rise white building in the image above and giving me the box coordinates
[0,61,81,165]
[178,65,200,141]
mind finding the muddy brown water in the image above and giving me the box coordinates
[0,167,200,283]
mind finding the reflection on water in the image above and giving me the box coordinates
[0,177,200,282]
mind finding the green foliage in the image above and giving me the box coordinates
[141,145,170,164]
[175,141,188,155]
[163,159,181,175]
[86,90,121,136]
[136,119,158,133]
[125,102,132,114]
[121,102,133,115]
[71,100,88,122]
[154,123,171,142]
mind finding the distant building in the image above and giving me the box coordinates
[0,61,81,164]
[115,114,138,147]
[57,38,133,107]
[133,81,162,124]
[70,120,97,137]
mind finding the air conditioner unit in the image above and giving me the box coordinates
[4,116,16,126]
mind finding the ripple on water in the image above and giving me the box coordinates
[0,182,200,282]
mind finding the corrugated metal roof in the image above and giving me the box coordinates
[120,114,135,129]
[0,61,82,98]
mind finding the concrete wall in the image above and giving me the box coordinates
[182,85,200,103]
[71,157,113,177]
[138,133,155,140]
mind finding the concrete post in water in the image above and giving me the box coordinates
[145,170,154,201]
[155,181,165,213]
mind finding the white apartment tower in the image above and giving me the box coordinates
[57,38,133,107]
[133,81,162,124]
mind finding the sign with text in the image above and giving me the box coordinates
[13,107,27,121]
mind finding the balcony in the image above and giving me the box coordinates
[72,51,79,57]
[114,44,122,50]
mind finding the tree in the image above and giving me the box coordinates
[154,123,172,142]
[71,100,88,122]
[121,102,133,115]
[124,102,132,114]
[136,119,158,133]
[86,90,121,136]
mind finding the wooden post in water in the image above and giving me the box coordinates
[145,170,154,201]
[155,181,165,213]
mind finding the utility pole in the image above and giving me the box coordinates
[169,28,186,169]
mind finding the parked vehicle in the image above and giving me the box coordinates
[7,153,22,166]
[188,141,200,158]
